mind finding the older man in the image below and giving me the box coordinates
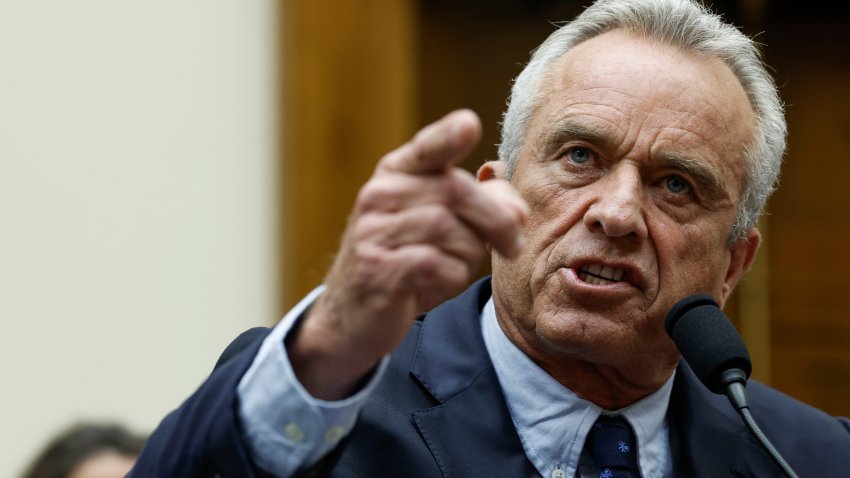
[132,0,850,476]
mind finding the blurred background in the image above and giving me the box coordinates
[1,0,847,475]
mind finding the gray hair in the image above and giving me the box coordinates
[498,0,786,241]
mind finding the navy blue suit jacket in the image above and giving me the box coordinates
[131,278,850,477]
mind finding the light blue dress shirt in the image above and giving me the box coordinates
[237,290,674,477]
[481,297,675,478]
[236,286,389,475]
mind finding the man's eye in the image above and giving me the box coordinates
[665,175,690,194]
[565,147,593,165]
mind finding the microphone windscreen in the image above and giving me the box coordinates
[665,294,752,394]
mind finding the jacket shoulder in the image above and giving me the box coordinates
[747,380,850,466]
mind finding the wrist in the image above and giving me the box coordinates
[286,302,382,401]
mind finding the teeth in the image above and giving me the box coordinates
[579,272,609,285]
[613,269,623,281]
[578,264,626,284]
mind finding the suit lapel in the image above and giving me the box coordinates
[669,362,776,477]
[409,278,534,477]
[405,280,775,477]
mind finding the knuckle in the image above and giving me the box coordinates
[417,250,468,285]
[349,213,382,242]
[419,206,455,236]
[410,246,443,273]
[356,178,397,212]
[349,242,385,279]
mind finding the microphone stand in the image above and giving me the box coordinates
[666,295,802,478]
[720,369,800,478]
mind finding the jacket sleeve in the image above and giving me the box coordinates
[129,327,273,478]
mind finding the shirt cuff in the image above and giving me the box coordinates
[236,285,389,476]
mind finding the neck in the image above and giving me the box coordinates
[533,353,672,410]
[494,314,677,410]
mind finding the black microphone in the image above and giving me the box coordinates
[665,294,800,478]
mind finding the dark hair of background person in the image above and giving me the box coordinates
[20,422,147,478]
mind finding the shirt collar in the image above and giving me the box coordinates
[480,296,674,478]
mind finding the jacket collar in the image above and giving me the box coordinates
[407,277,774,477]
[409,278,535,477]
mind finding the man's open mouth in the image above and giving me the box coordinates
[577,264,626,286]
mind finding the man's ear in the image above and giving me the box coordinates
[720,227,762,305]
[477,160,507,182]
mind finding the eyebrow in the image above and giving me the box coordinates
[659,153,726,197]
[538,120,619,157]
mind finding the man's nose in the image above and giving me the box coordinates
[582,163,647,242]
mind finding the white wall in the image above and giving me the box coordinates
[0,1,279,475]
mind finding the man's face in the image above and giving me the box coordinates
[488,30,759,380]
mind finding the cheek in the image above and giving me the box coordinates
[653,218,730,294]
[491,182,582,323]
[519,176,586,242]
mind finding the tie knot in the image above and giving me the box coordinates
[586,415,639,478]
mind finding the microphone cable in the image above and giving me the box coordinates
[666,294,800,478]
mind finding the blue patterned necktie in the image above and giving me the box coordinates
[586,415,640,478]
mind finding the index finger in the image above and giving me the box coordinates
[379,109,482,175]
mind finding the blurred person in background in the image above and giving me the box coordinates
[20,422,146,478]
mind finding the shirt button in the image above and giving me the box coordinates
[324,425,345,443]
[283,422,306,443]
[552,469,566,478]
